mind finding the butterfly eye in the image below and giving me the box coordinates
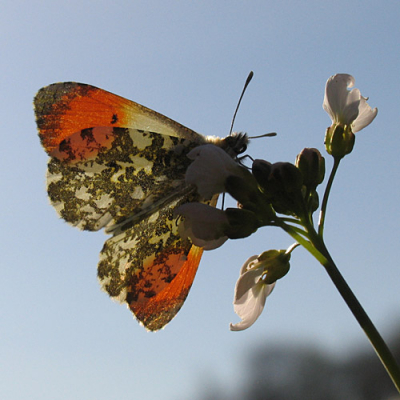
[233,133,249,156]
[237,143,247,155]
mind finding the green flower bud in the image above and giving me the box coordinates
[253,160,304,196]
[295,148,325,189]
[252,159,272,193]
[224,172,260,209]
[224,208,259,239]
[256,249,291,284]
[324,123,355,159]
[225,170,276,223]
[270,162,303,194]
[253,160,305,216]
[308,190,320,212]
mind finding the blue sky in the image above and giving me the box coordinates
[2,1,400,399]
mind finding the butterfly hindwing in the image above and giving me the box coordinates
[98,194,204,330]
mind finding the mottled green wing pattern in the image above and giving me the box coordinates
[46,126,207,330]
[98,192,201,330]
[47,127,204,232]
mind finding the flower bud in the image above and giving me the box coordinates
[224,172,260,209]
[308,190,320,212]
[256,249,291,284]
[224,208,259,239]
[324,123,355,158]
[251,159,272,193]
[295,148,325,189]
[253,161,304,216]
[269,162,303,194]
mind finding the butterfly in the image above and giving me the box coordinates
[34,82,248,331]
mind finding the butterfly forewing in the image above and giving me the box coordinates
[35,82,203,155]
[46,127,203,232]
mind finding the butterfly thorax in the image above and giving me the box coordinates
[206,132,248,158]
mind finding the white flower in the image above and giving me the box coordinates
[323,74,377,132]
[175,203,229,250]
[230,255,276,331]
[185,144,244,199]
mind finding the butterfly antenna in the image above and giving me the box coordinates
[249,132,277,139]
[229,71,254,135]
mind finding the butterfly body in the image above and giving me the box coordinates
[34,82,247,330]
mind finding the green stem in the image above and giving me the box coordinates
[309,231,400,392]
[318,157,341,237]
[279,217,304,226]
[324,257,400,391]
[271,220,309,239]
[279,220,400,392]
[277,221,328,266]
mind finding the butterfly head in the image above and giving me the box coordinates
[206,132,249,158]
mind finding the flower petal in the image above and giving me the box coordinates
[234,260,263,301]
[323,74,360,125]
[185,144,242,199]
[191,236,228,250]
[176,203,229,250]
[239,255,258,275]
[341,88,361,124]
[230,254,276,331]
[323,74,354,119]
[352,96,378,133]
[230,280,275,331]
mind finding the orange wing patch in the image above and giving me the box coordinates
[35,82,135,153]
[48,126,115,164]
[129,245,204,330]
[34,82,201,156]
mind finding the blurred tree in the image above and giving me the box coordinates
[195,326,400,400]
